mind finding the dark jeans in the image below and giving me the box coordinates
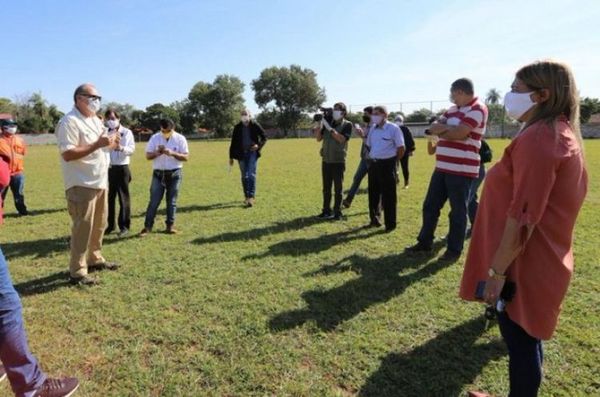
[399,154,410,186]
[107,165,132,231]
[368,157,397,229]
[1,173,27,215]
[346,158,368,203]
[468,164,486,226]
[498,311,543,397]
[144,169,182,229]
[417,170,472,253]
[0,248,47,396]
[238,151,258,198]
[322,162,345,214]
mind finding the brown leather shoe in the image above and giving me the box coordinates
[139,228,151,237]
[166,225,179,234]
[35,376,79,397]
[89,261,120,271]
[69,275,99,286]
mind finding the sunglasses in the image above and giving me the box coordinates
[80,93,102,101]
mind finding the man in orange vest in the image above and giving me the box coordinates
[0,119,28,216]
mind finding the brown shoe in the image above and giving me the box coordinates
[89,261,120,271]
[35,377,79,397]
[165,225,179,234]
[247,198,255,207]
[139,228,151,237]
[69,275,99,286]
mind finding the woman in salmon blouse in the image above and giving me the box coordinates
[461,60,588,397]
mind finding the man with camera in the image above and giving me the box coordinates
[365,105,405,232]
[140,118,189,236]
[313,103,352,220]
[406,78,488,261]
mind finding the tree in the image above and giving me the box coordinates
[580,97,600,124]
[13,93,60,133]
[186,74,245,137]
[485,88,502,105]
[140,103,180,132]
[252,65,326,135]
[0,98,16,115]
[405,108,434,123]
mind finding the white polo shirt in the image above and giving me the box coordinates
[146,131,189,170]
[109,126,135,166]
[56,107,109,190]
[366,121,405,160]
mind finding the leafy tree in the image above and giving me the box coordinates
[186,74,245,137]
[0,98,16,115]
[140,103,180,132]
[405,108,434,123]
[485,88,502,105]
[252,64,325,135]
[13,93,58,133]
[255,108,279,130]
[580,97,600,124]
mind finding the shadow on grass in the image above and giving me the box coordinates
[243,226,383,260]
[269,245,447,332]
[14,271,72,296]
[358,316,506,396]
[133,201,241,219]
[3,207,66,218]
[192,212,367,245]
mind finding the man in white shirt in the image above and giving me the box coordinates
[366,105,405,232]
[104,109,135,237]
[56,83,121,286]
[140,118,189,236]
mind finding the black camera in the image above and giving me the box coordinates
[313,107,334,124]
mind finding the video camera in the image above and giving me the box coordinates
[313,107,334,125]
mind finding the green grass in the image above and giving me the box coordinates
[1,138,598,396]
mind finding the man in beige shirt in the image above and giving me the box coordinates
[56,83,121,285]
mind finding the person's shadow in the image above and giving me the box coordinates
[14,271,72,296]
[358,316,506,396]
[133,201,240,219]
[269,246,446,332]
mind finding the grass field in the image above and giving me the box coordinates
[0,137,598,396]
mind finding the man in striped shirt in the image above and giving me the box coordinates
[406,78,488,261]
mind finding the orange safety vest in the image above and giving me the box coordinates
[0,134,27,175]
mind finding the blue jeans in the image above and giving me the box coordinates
[1,173,28,215]
[345,158,368,203]
[498,311,543,397]
[238,151,258,198]
[468,165,486,226]
[144,169,182,229]
[0,248,46,397]
[417,170,473,253]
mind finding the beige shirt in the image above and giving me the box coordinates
[56,107,109,190]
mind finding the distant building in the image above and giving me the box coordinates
[0,113,13,121]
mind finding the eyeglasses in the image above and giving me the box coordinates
[80,94,102,101]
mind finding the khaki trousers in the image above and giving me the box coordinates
[66,186,107,277]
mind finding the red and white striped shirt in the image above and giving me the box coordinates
[435,97,488,178]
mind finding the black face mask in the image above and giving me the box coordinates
[362,115,371,123]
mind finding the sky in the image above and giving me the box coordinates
[2,0,600,115]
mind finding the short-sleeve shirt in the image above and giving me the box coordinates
[459,118,588,340]
[146,132,189,170]
[436,97,488,178]
[366,121,404,160]
[109,126,135,166]
[56,107,110,190]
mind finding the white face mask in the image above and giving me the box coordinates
[106,119,119,130]
[504,91,536,120]
[241,115,250,123]
[3,127,17,135]
[87,97,101,113]
[371,115,383,125]
[332,110,343,121]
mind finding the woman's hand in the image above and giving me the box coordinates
[483,277,505,305]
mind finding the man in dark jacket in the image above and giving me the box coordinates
[229,109,267,207]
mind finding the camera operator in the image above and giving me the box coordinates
[313,102,352,220]
[366,106,405,232]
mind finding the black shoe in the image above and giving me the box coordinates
[105,227,114,235]
[342,198,352,209]
[365,220,382,228]
[332,212,344,221]
[439,250,461,262]
[316,211,333,219]
[405,242,432,253]
[18,211,29,216]
[385,226,396,233]
[69,275,99,286]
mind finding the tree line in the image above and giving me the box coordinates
[1,65,599,137]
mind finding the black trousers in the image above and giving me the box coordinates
[322,162,345,213]
[107,165,132,231]
[368,158,397,229]
[400,154,410,185]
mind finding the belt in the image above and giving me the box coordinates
[370,157,396,163]
[153,168,180,174]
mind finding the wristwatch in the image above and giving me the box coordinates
[488,267,506,280]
